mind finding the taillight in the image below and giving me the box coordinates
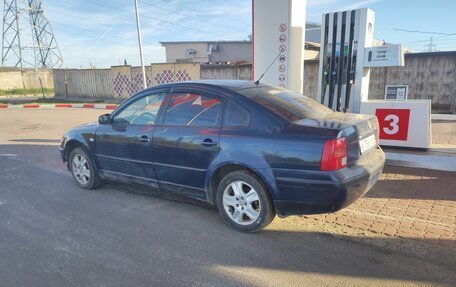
[321,138,347,171]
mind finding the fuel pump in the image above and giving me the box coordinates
[335,11,346,111]
[344,10,356,112]
[317,8,375,113]
[320,14,330,105]
[327,13,338,110]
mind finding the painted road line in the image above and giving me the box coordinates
[54,104,73,108]
[23,104,40,108]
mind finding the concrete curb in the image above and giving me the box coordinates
[0,103,118,110]
[431,114,456,121]
[385,151,456,172]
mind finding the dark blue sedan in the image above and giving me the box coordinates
[60,80,385,232]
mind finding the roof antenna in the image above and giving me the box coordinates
[254,53,281,85]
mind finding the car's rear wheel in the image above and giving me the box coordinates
[69,147,101,189]
[216,171,275,232]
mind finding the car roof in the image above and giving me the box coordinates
[151,80,273,92]
[184,80,250,89]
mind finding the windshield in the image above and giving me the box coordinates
[239,86,333,121]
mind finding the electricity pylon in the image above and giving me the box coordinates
[1,0,63,68]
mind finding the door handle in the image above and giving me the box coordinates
[200,138,217,147]
[138,135,151,143]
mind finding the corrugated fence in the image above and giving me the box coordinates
[368,52,456,113]
[53,63,200,99]
[53,52,456,113]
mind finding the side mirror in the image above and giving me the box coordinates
[98,114,111,125]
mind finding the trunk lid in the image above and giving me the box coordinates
[294,112,379,165]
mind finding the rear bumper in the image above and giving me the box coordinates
[272,147,385,217]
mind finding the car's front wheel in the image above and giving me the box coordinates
[69,147,101,189]
[216,171,275,232]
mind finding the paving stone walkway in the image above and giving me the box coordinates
[432,120,456,145]
[302,166,456,248]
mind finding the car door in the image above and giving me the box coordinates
[153,90,223,198]
[95,91,167,186]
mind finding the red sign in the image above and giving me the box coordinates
[375,109,410,141]
[279,24,287,33]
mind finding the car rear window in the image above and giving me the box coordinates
[239,86,333,121]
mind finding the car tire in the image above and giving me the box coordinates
[216,170,275,232]
[69,147,102,190]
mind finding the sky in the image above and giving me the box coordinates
[15,0,456,68]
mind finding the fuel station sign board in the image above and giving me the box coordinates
[375,108,410,141]
[253,0,306,93]
[360,100,431,148]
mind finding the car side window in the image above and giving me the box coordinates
[223,99,251,128]
[114,93,166,125]
[163,93,222,127]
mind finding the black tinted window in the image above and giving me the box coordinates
[239,86,333,121]
[223,100,250,127]
[164,93,221,127]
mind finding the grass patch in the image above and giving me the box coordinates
[0,87,54,96]
[35,98,106,104]
[0,98,108,104]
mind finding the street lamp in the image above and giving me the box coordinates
[134,0,147,89]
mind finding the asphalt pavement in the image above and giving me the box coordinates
[0,109,455,287]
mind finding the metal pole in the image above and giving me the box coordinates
[134,0,147,89]
[2,1,6,66]
[15,0,23,68]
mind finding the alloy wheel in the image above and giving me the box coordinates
[72,153,91,185]
[222,181,261,225]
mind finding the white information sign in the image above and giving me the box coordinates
[385,85,408,101]
[364,44,404,67]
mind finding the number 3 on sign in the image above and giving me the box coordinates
[375,109,411,141]
[383,114,399,135]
